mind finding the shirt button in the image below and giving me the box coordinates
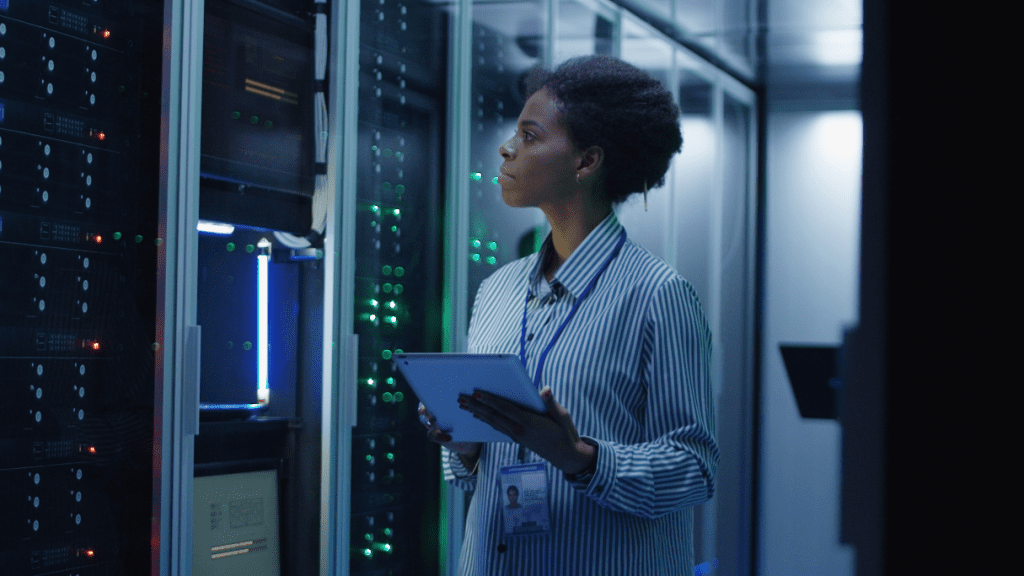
[497,544,508,553]
[594,485,604,493]
[526,333,534,341]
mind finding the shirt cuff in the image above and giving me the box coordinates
[565,437,601,487]
[446,447,477,479]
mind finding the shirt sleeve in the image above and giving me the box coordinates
[439,276,492,492]
[568,277,719,519]
[441,446,478,492]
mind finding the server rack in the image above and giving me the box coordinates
[1,1,165,574]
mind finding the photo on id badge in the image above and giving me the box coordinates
[500,463,551,536]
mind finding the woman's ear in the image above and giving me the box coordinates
[576,145,605,181]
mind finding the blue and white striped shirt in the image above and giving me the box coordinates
[443,212,719,575]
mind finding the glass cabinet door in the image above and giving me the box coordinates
[555,0,616,62]
[463,0,550,316]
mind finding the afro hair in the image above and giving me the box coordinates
[524,56,683,204]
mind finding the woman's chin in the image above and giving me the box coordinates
[500,188,527,208]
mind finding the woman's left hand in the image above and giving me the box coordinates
[459,386,596,475]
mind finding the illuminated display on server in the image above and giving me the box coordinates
[0,1,161,574]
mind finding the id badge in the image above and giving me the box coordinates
[499,462,551,537]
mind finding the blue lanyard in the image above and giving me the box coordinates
[519,229,627,389]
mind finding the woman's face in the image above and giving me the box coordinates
[497,87,582,209]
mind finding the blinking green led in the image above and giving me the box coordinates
[394,391,404,402]
[391,225,398,232]
[386,377,395,386]
[113,231,122,241]
[488,241,498,251]
[471,239,482,249]
[383,527,393,537]
[381,349,392,360]
[471,253,481,262]
[245,244,255,253]
[231,111,241,120]
[134,235,143,243]
[382,265,393,276]
[393,284,404,295]
[492,176,500,185]
[487,256,497,265]
[363,549,373,558]
[382,283,393,293]
[382,392,393,403]
[470,172,482,181]
[226,242,236,252]
[394,267,404,277]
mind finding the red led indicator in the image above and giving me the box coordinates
[103,30,111,39]
[97,132,106,141]
[94,235,103,244]
[92,342,100,350]
[88,446,97,455]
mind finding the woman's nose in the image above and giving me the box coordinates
[499,135,519,159]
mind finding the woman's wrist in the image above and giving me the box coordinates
[563,438,598,477]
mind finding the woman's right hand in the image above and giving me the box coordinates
[419,402,482,458]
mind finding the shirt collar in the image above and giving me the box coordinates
[528,212,625,299]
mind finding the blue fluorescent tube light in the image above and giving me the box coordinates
[197,220,235,235]
[257,238,271,404]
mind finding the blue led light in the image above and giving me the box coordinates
[0,1,8,12]
[0,101,5,123]
[257,239,271,404]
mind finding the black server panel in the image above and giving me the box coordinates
[200,0,315,234]
[0,1,160,575]
[351,1,445,574]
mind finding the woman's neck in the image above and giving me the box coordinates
[541,198,612,281]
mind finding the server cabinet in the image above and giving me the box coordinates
[346,0,447,573]
[1,1,166,574]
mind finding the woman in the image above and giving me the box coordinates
[421,55,718,575]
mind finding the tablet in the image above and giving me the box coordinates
[393,353,546,442]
